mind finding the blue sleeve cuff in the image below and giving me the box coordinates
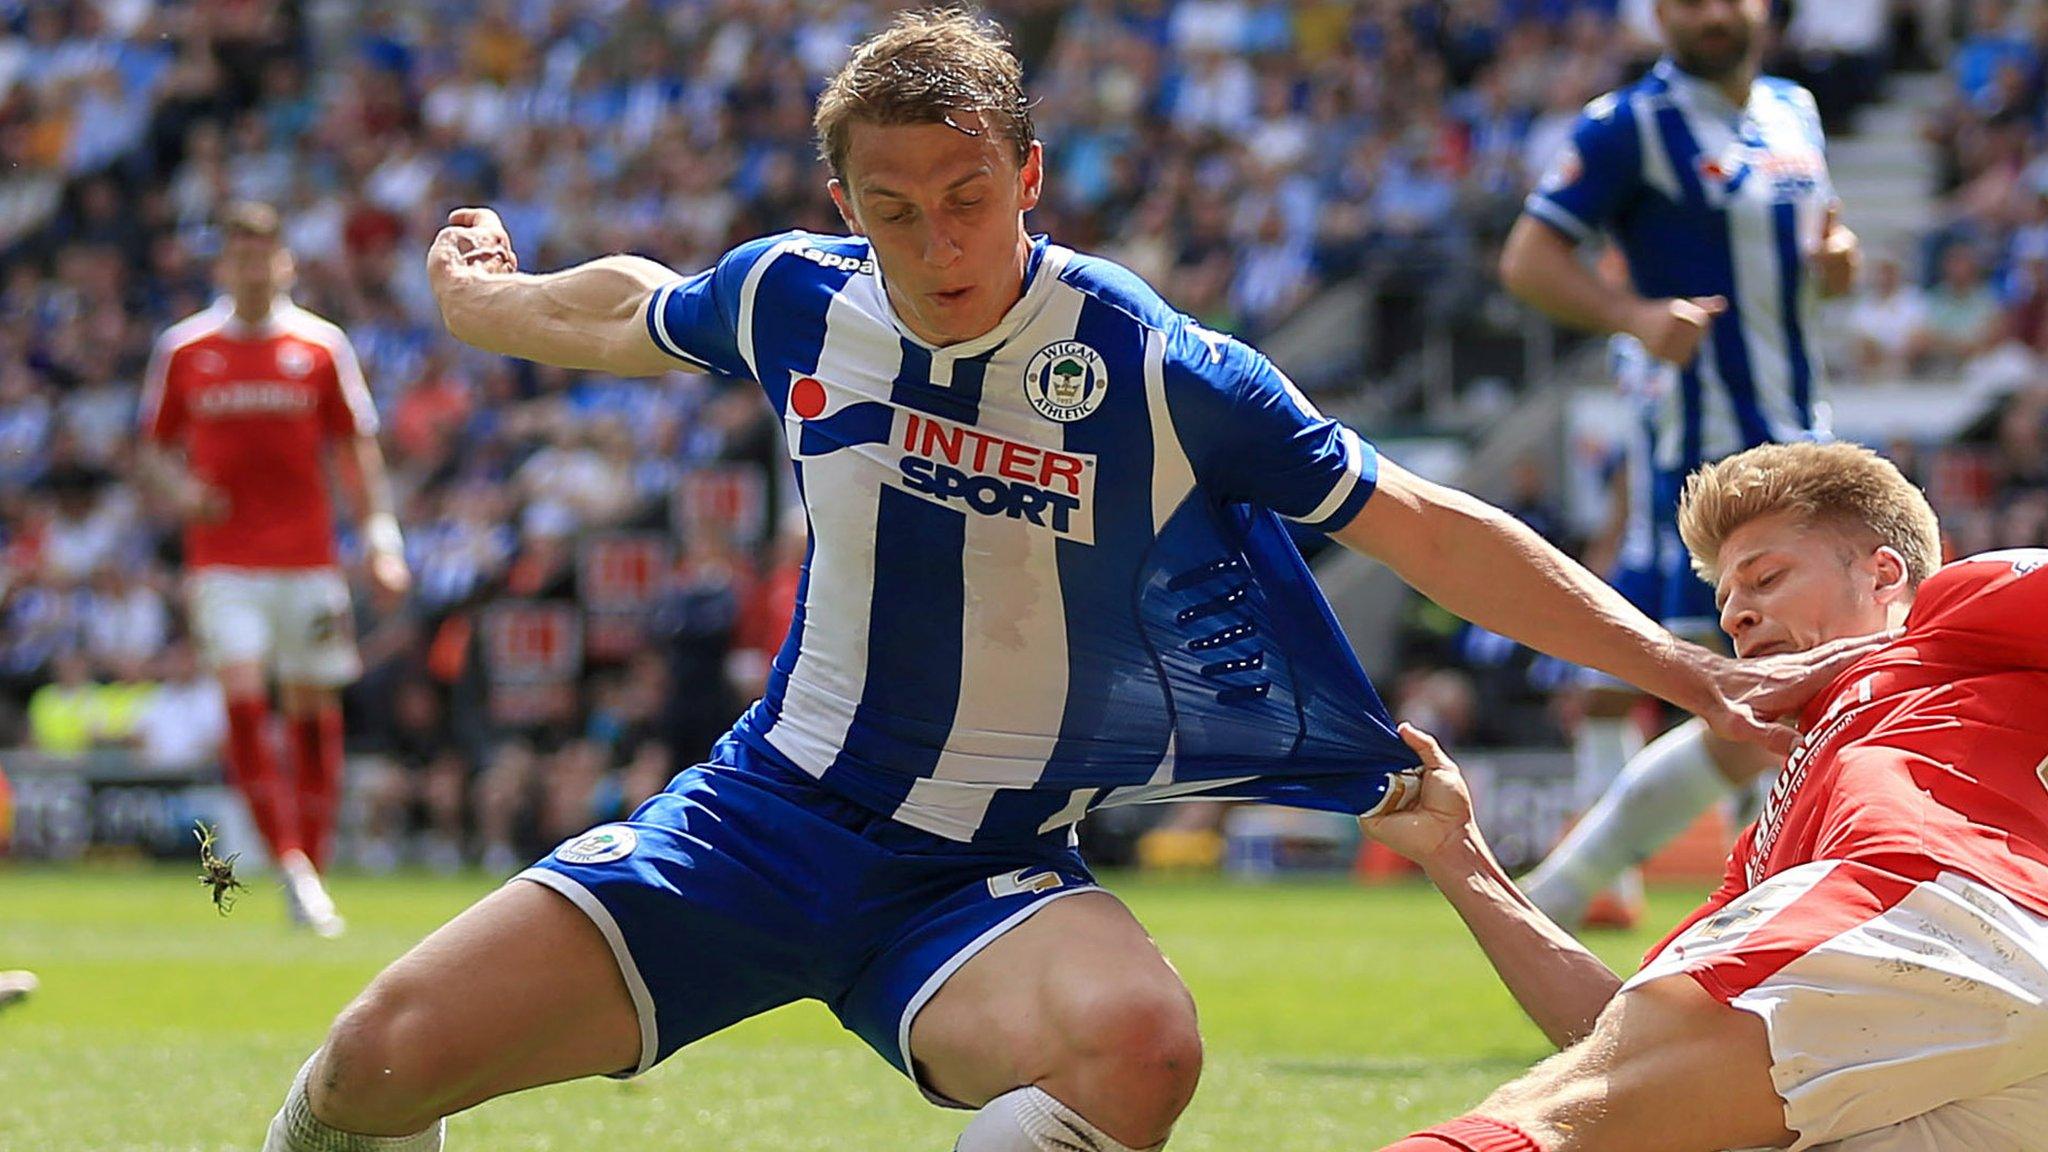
[1523,195,1597,245]
[644,279,721,371]
[1288,429,1378,532]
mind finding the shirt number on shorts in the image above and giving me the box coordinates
[987,868,1064,899]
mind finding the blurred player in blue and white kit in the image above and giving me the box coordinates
[1500,0,1863,929]
[261,12,1877,1152]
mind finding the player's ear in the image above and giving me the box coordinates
[1018,141,1044,213]
[828,178,863,236]
[1870,545,1910,605]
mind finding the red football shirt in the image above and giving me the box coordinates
[141,298,377,570]
[1656,549,2048,957]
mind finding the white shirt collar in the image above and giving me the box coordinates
[213,295,295,339]
[1654,57,1761,124]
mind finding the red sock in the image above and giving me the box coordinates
[225,696,302,860]
[289,704,345,871]
[1380,1117,1541,1152]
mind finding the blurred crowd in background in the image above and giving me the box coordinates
[2,0,2046,870]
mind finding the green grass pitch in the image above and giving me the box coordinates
[0,864,1707,1150]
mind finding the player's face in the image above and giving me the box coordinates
[830,115,1043,347]
[1657,0,1765,80]
[217,233,290,306]
[1714,510,1907,658]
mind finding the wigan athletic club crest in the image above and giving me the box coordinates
[1024,341,1108,423]
[554,824,638,865]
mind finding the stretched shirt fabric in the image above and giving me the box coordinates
[648,231,1417,844]
[1528,58,1835,479]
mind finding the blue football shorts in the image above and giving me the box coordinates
[516,738,1099,1103]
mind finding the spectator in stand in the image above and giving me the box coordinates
[2001,233,2048,356]
[360,676,468,873]
[1911,243,2007,371]
[1849,253,1929,377]
[81,562,169,679]
[132,639,226,771]
[1779,0,1889,132]
[1953,0,2037,113]
[26,648,148,755]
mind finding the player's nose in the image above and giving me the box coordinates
[922,222,963,268]
[1722,601,1761,646]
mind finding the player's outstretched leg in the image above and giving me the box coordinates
[262,878,640,1150]
[1374,975,1793,1152]
[1521,719,1734,925]
[913,890,1201,1151]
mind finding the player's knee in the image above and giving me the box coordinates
[1067,980,1203,1124]
[315,985,461,1134]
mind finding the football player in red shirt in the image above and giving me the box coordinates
[1364,440,2048,1152]
[140,202,410,937]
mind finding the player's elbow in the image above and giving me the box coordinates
[1498,222,1543,302]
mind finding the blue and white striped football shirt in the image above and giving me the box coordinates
[1528,58,1834,479]
[647,231,1416,843]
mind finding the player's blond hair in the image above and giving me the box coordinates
[1678,441,1942,587]
[220,200,281,242]
[813,8,1033,182]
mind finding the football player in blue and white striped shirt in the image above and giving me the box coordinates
[1500,0,1863,931]
[262,12,1881,1152]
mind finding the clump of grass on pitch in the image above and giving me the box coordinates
[194,821,248,914]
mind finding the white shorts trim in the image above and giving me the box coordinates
[898,884,1102,1109]
[513,868,661,1078]
[1629,862,2048,1150]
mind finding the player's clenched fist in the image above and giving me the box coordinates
[427,206,519,287]
[1627,293,1725,366]
[1359,724,1479,869]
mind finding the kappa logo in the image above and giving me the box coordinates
[786,373,1099,543]
[987,868,1065,898]
[1023,341,1108,423]
[795,246,875,275]
[554,824,638,865]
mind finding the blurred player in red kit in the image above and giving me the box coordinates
[1365,440,2048,1152]
[140,202,409,937]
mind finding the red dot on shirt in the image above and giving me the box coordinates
[790,376,826,419]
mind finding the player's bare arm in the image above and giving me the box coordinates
[1499,216,1725,365]
[1361,725,1621,1047]
[348,435,409,596]
[1333,459,1888,752]
[137,442,227,523]
[426,207,687,378]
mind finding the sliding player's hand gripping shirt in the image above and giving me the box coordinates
[648,232,1417,843]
